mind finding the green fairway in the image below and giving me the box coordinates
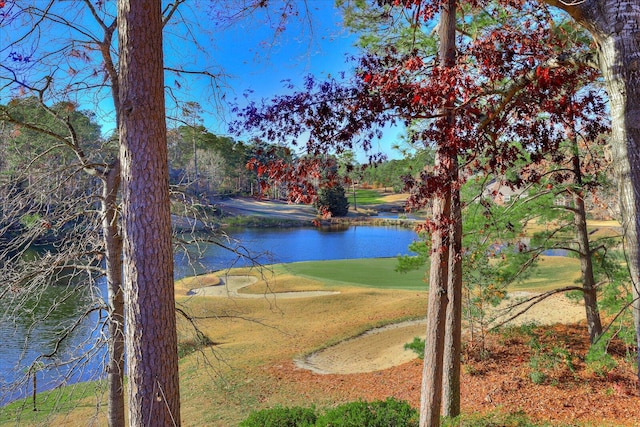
[282,255,582,293]
[514,255,582,292]
[283,258,428,290]
[353,189,386,205]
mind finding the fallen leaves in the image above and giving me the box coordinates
[262,322,638,426]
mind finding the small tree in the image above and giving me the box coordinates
[315,184,350,217]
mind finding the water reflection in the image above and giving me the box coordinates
[0,248,106,405]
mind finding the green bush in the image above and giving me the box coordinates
[585,341,618,377]
[240,398,417,427]
[239,405,317,427]
[315,185,349,217]
[404,336,425,359]
[316,398,418,427]
[20,212,41,229]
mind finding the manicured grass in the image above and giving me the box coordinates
[352,189,386,205]
[283,258,428,291]
[283,255,581,293]
[514,256,581,292]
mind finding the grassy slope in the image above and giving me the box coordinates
[352,189,386,205]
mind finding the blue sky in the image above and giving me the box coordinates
[177,2,358,131]
[163,1,405,161]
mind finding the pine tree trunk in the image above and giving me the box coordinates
[419,174,450,427]
[102,161,125,427]
[567,131,603,343]
[565,105,603,344]
[572,186,603,343]
[442,159,462,418]
[420,1,457,425]
[117,0,181,425]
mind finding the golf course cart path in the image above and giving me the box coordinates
[188,275,339,299]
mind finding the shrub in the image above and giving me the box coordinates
[315,185,349,217]
[585,340,618,377]
[240,398,417,427]
[239,405,317,427]
[404,336,425,359]
[177,331,214,358]
[316,398,418,427]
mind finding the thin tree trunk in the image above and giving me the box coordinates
[102,160,125,427]
[420,173,451,427]
[442,158,462,417]
[118,0,181,425]
[422,0,459,424]
[567,122,603,343]
[572,186,603,343]
[559,98,604,344]
[93,14,126,426]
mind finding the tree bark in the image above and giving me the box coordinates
[572,186,603,343]
[102,160,125,427]
[600,28,640,385]
[567,125,603,343]
[420,174,451,427]
[117,0,181,425]
[545,0,640,384]
[420,1,457,425]
[557,99,604,344]
[442,159,462,418]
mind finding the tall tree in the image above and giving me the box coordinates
[543,0,640,386]
[117,0,180,425]
[180,101,205,196]
[420,0,459,424]
[2,1,311,424]
[234,4,608,426]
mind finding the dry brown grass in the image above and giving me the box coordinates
[525,218,621,239]
[378,193,409,203]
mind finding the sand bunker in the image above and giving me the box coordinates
[296,320,426,374]
[296,291,586,374]
[188,275,339,299]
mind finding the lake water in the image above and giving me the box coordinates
[1,225,418,405]
[175,225,419,277]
